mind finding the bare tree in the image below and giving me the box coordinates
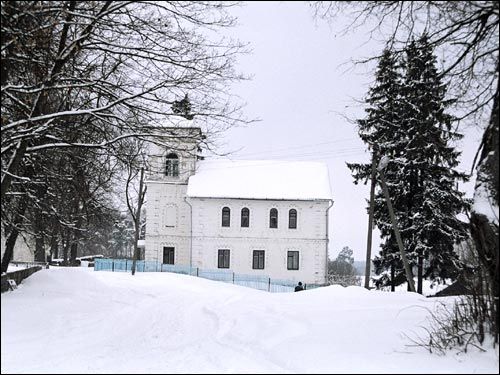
[1,1,249,199]
[120,139,147,276]
[1,1,250,269]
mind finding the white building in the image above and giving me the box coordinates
[144,126,333,284]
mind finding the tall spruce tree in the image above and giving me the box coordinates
[350,36,470,293]
[400,35,470,292]
[347,47,407,291]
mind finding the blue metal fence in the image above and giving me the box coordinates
[94,258,322,293]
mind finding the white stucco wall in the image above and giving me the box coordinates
[143,127,332,285]
[144,128,200,266]
[144,182,192,266]
[189,198,331,284]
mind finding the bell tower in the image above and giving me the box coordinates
[144,124,204,267]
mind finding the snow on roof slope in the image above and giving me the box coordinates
[186,159,332,200]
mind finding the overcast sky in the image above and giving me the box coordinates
[211,1,484,261]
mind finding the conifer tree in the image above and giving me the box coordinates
[399,35,470,292]
[350,36,470,293]
[347,47,407,290]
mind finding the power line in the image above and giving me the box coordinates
[206,147,367,160]
[215,137,361,158]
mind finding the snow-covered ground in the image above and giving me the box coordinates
[1,267,498,374]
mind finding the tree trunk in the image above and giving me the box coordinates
[70,242,78,265]
[50,235,59,260]
[470,79,499,342]
[34,235,45,263]
[70,215,84,264]
[1,194,29,273]
[390,264,395,292]
[131,167,146,276]
[417,254,423,294]
[62,231,71,265]
[378,169,416,292]
[1,140,28,201]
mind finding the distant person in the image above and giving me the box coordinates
[294,281,304,292]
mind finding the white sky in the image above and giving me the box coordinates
[212,1,484,261]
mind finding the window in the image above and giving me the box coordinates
[166,153,179,177]
[163,247,175,264]
[289,209,297,229]
[165,205,177,227]
[241,208,250,227]
[218,249,230,268]
[287,251,299,270]
[269,208,278,228]
[252,250,265,270]
[222,207,231,227]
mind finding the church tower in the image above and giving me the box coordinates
[144,125,204,267]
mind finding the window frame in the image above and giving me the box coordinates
[287,251,299,270]
[269,208,278,228]
[252,250,265,270]
[165,153,179,177]
[163,247,175,265]
[241,207,250,228]
[288,209,297,229]
[218,249,230,269]
[222,207,231,227]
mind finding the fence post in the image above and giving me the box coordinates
[126,259,128,271]
[196,267,199,277]
[268,277,271,292]
[232,272,235,284]
[305,283,307,290]
[112,259,114,272]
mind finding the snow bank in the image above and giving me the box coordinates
[1,268,498,374]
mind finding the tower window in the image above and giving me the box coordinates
[270,208,278,228]
[166,153,179,177]
[222,207,231,227]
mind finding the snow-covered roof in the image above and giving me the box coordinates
[187,159,332,201]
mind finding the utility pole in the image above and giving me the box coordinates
[377,156,416,293]
[364,149,378,289]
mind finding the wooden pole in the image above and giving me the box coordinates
[364,150,377,289]
[378,168,416,293]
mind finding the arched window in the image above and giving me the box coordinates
[241,208,250,227]
[222,207,231,227]
[269,208,278,228]
[165,153,179,177]
[289,209,297,229]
